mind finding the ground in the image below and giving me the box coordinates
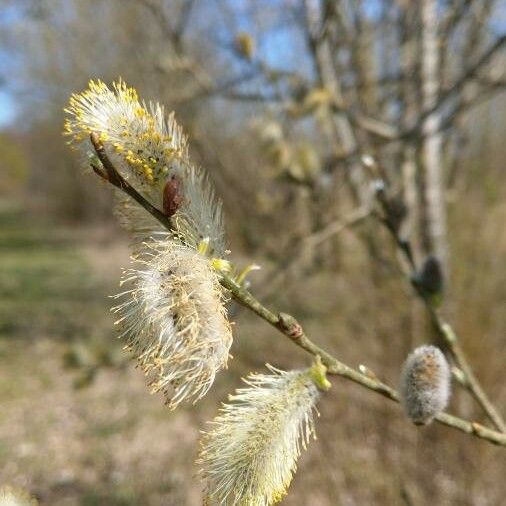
[0,203,505,505]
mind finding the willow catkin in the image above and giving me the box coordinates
[198,362,330,505]
[400,345,451,425]
[64,79,225,254]
[113,240,233,409]
[64,80,232,407]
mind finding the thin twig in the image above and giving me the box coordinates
[89,134,506,446]
[304,206,371,248]
[361,155,506,433]
[427,307,506,433]
[259,206,370,298]
[220,276,506,446]
[89,133,173,232]
[402,35,506,139]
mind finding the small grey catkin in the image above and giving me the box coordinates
[400,345,451,425]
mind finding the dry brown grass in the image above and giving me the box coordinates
[0,192,505,505]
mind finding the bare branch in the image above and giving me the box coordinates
[89,134,506,446]
[258,205,371,298]
[403,34,506,138]
[361,154,506,433]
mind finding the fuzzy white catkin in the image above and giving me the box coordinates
[400,345,451,425]
[112,240,233,409]
[198,365,322,505]
[64,79,225,254]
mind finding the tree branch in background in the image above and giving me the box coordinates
[259,205,371,298]
[89,132,506,446]
[403,35,506,139]
[361,155,506,433]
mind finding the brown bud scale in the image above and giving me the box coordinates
[163,175,184,217]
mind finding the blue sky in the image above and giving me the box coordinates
[0,91,17,127]
[0,0,504,129]
[0,2,19,127]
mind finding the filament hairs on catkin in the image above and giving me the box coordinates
[198,361,329,505]
[64,79,225,254]
[112,240,233,409]
[400,345,451,425]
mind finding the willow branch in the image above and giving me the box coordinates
[90,133,173,232]
[427,306,506,433]
[402,35,506,139]
[219,276,506,446]
[89,133,506,446]
[361,155,506,434]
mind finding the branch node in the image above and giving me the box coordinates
[90,163,109,181]
[277,312,303,340]
[359,364,379,381]
[310,356,332,392]
[441,323,457,343]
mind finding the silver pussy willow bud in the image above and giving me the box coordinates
[412,255,444,303]
[400,345,451,425]
[64,79,225,255]
[112,240,232,409]
[198,361,329,505]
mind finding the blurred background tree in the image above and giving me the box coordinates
[2,0,505,265]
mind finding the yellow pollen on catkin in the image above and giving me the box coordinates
[112,241,233,409]
[62,78,189,186]
[63,78,226,253]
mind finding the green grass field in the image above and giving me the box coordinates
[0,207,99,340]
[1,203,504,505]
[0,206,205,505]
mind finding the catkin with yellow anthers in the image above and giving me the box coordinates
[64,79,187,185]
[63,79,225,254]
[400,345,451,425]
[198,362,328,505]
[0,485,38,506]
[112,240,233,409]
